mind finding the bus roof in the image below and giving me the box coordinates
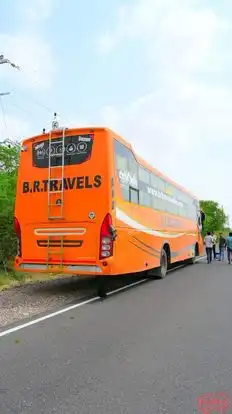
[21,126,198,201]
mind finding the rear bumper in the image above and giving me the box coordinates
[14,257,111,275]
[17,263,102,274]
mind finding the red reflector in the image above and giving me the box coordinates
[100,214,113,260]
[100,213,112,236]
[14,217,21,237]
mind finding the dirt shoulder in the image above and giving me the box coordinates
[0,272,141,328]
[0,274,96,328]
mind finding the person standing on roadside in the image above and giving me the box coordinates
[226,232,232,264]
[212,232,217,260]
[204,232,213,264]
[218,232,226,261]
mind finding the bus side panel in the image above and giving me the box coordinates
[111,137,203,276]
[113,195,199,275]
[114,216,160,275]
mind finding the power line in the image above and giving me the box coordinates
[0,53,59,136]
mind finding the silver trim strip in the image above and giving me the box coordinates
[34,227,86,236]
[19,264,102,273]
[67,265,102,273]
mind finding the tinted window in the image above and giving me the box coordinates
[138,166,151,207]
[140,190,152,207]
[33,134,94,168]
[115,140,139,203]
[148,173,166,211]
[114,139,197,216]
[150,173,165,192]
[139,166,150,184]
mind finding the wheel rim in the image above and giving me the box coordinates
[161,250,168,277]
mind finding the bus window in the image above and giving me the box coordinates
[150,173,166,192]
[32,134,94,168]
[139,166,152,207]
[165,183,179,216]
[114,140,139,202]
[121,185,130,202]
[149,172,166,211]
[140,190,152,207]
[139,166,150,184]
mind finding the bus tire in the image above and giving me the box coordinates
[185,243,199,265]
[148,247,168,279]
[96,276,107,299]
[157,248,168,278]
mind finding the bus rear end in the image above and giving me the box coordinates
[14,127,114,277]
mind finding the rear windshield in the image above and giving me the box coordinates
[32,134,94,168]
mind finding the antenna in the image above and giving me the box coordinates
[52,112,59,130]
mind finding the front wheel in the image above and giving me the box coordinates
[185,245,198,265]
[186,257,196,265]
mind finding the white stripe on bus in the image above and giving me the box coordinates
[116,207,187,238]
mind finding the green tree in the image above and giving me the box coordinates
[200,200,228,235]
[0,142,20,271]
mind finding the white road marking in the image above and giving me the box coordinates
[107,278,147,297]
[0,279,147,338]
[0,256,206,339]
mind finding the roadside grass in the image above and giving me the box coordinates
[0,269,60,291]
[0,270,26,290]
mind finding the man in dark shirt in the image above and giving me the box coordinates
[218,232,226,261]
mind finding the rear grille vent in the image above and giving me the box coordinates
[37,239,83,248]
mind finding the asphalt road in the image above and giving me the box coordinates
[1,259,232,414]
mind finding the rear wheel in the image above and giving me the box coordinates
[96,276,107,299]
[148,248,168,279]
[157,248,168,278]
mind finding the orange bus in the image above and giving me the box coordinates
[14,123,204,296]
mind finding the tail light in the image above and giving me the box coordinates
[14,216,22,257]
[100,213,114,260]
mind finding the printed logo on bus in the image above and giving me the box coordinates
[32,134,94,168]
[22,175,102,194]
[118,169,138,188]
[147,187,183,209]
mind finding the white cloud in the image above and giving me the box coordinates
[0,0,57,90]
[98,0,232,220]
[18,0,57,21]
[97,33,118,54]
[96,0,196,52]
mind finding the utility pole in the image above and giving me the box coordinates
[0,54,21,70]
[0,92,10,140]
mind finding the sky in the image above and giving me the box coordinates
[1,0,232,221]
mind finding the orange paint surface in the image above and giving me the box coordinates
[14,127,203,277]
